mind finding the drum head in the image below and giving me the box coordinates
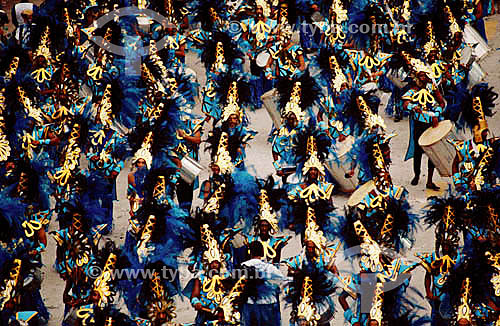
[336,136,355,157]
[256,52,271,67]
[347,180,375,207]
[460,46,472,66]
[418,120,453,147]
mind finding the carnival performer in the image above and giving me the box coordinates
[403,57,446,190]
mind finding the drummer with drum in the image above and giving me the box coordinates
[271,100,306,185]
[448,86,499,194]
[241,2,278,106]
[265,24,307,81]
[402,59,445,190]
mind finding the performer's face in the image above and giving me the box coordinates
[308,167,319,181]
[417,72,430,84]
[305,241,316,258]
[286,113,298,128]
[256,6,264,18]
[228,114,239,128]
[211,163,220,175]
[368,320,379,326]
[209,260,221,272]
[458,319,470,326]
[259,221,270,235]
[136,159,146,169]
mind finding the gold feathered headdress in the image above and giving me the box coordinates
[132,132,154,169]
[283,81,305,122]
[222,81,242,122]
[356,96,386,130]
[329,56,348,92]
[201,224,226,266]
[98,84,113,127]
[257,189,279,233]
[302,136,326,176]
[297,277,321,325]
[212,132,234,175]
[354,220,383,272]
[34,26,53,62]
[472,96,489,143]
[370,282,384,325]
[457,278,472,323]
[304,208,327,254]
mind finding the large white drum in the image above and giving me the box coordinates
[326,136,358,193]
[463,24,490,60]
[347,180,376,208]
[261,89,281,128]
[256,51,271,68]
[418,120,459,177]
[468,61,486,89]
[180,156,204,184]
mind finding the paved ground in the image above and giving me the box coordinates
[35,11,500,326]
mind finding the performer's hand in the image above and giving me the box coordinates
[277,169,284,176]
[194,303,203,311]
[91,155,99,161]
[111,171,119,178]
[32,140,40,146]
[51,137,61,145]
[426,293,439,301]
[432,117,438,128]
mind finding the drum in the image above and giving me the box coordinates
[180,156,204,184]
[361,82,377,92]
[256,51,271,68]
[261,89,281,128]
[137,16,152,33]
[418,120,459,177]
[387,68,408,89]
[460,46,473,66]
[347,180,376,208]
[467,61,486,88]
[326,136,358,193]
[463,24,490,60]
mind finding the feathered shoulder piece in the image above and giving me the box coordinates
[256,175,286,214]
[293,118,331,164]
[468,188,500,235]
[205,126,244,162]
[317,48,349,76]
[277,71,322,111]
[200,32,243,71]
[458,83,497,131]
[443,252,496,323]
[192,0,225,31]
[341,87,384,135]
[285,263,338,313]
[425,194,468,249]
[143,167,179,205]
[361,195,418,251]
[214,73,253,110]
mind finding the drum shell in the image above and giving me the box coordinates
[418,120,459,177]
[256,51,271,68]
[347,180,376,208]
[326,136,358,193]
[261,90,281,128]
[463,24,490,60]
[467,62,486,89]
[180,156,204,184]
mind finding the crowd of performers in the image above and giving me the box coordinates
[0,0,500,325]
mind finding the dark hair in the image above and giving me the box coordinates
[249,241,264,258]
